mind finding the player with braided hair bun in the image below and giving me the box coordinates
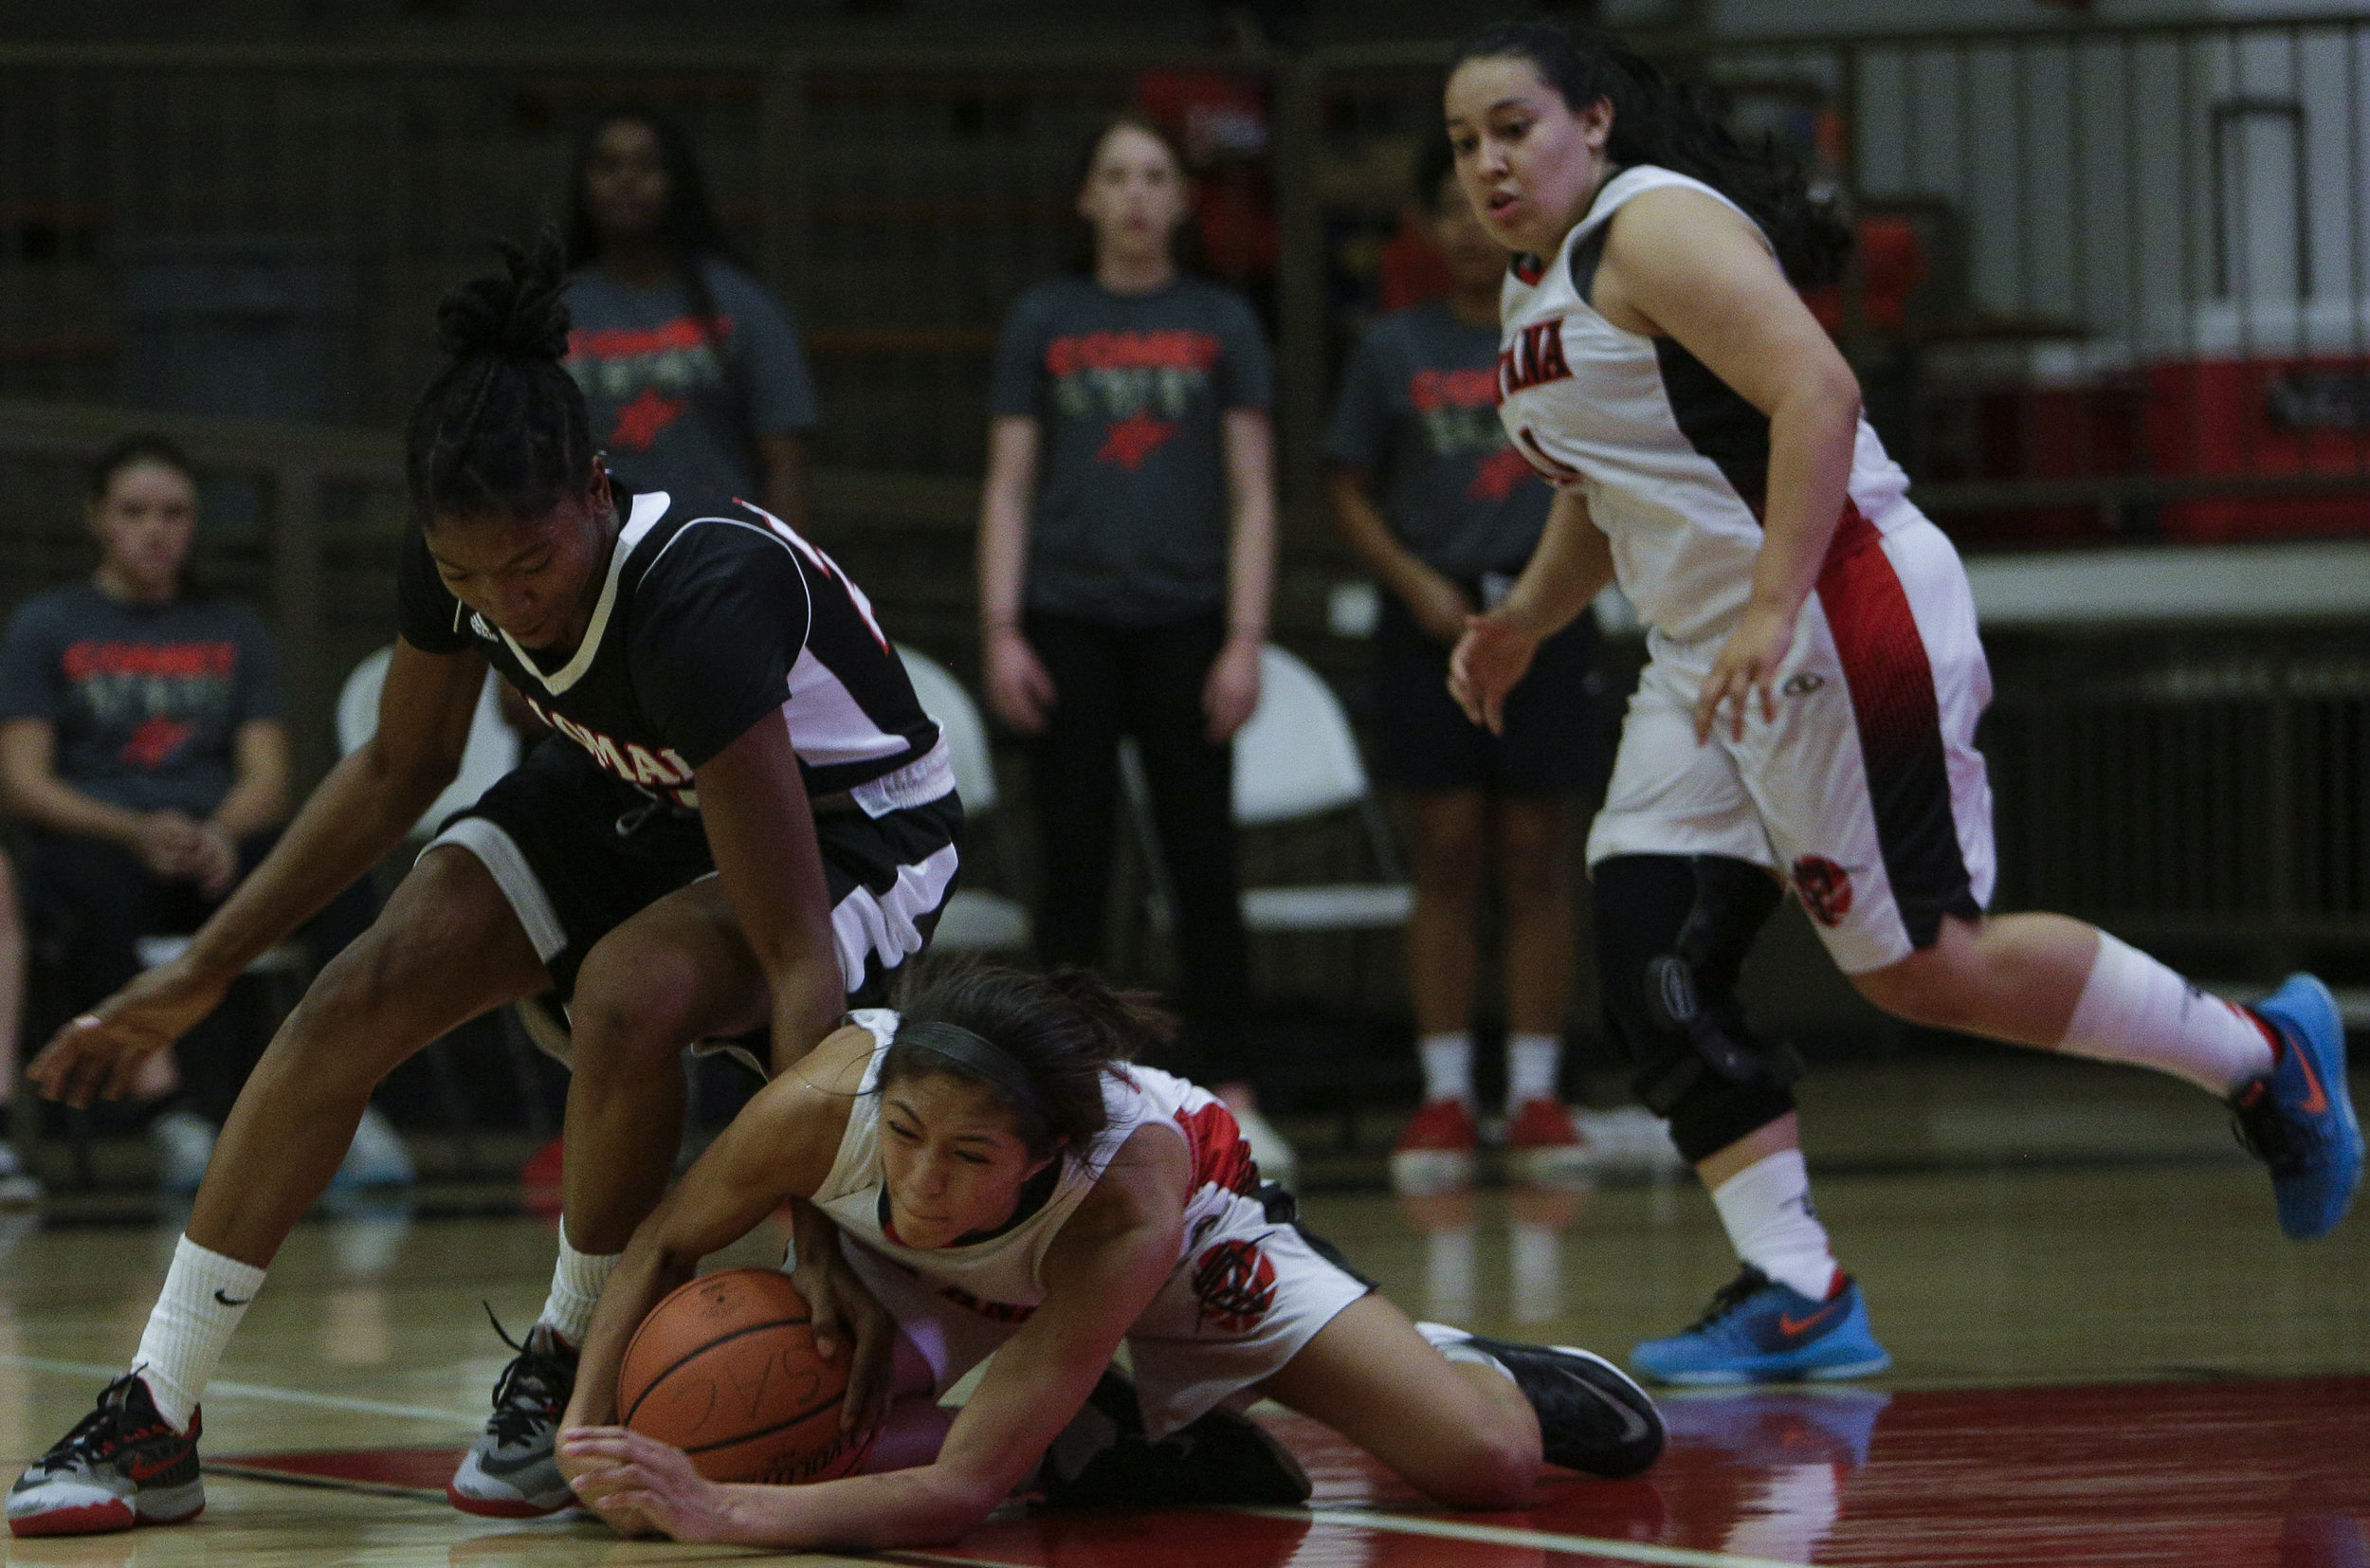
[9,231,959,1538]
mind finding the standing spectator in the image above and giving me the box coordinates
[0,847,35,1206]
[0,436,397,1191]
[1328,137,1606,1194]
[563,108,820,530]
[976,111,1288,1180]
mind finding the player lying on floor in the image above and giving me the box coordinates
[554,962,1664,1549]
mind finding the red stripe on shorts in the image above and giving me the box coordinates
[1814,503,1976,951]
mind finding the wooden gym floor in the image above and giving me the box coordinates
[2,1054,2366,1567]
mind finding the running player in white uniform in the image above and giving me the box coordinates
[1440,23,2360,1385]
[9,235,959,1538]
[552,964,1665,1551]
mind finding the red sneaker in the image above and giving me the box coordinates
[1506,1098,1592,1187]
[1391,1099,1479,1195]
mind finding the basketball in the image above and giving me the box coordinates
[615,1267,869,1486]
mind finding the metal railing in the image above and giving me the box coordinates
[2,16,2366,538]
[1,19,2366,986]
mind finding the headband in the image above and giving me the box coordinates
[891,1020,1046,1125]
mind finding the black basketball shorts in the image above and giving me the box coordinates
[1369,590,1609,797]
[424,737,961,1007]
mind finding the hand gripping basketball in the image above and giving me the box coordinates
[615,1268,876,1486]
[787,1221,899,1439]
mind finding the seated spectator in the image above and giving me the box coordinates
[0,846,35,1206]
[0,435,399,1191]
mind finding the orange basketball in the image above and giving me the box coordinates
[615,1267,870,1485]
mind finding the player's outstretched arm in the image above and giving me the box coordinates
[558,1029,868,1439]
[569,1121,1191,1551]
[26,638,486,1107]
[1449,486,1612,736]
[695,712,844,1075]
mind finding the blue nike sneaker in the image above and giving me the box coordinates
[1631,1267,1889,1387]
[2233,974,2361,1241]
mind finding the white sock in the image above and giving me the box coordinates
[1414,1320,1516,1386]
[1418,1032,1474,1106]
[537,1222,621,1346]
[2057,933,2276,1096]
[1506,1033,1561,1106]
[1710,1150,1839,1302]
[133,1234,266,1432]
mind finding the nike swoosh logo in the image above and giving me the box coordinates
[1778,1301,1846,1338]
[213,1289,252,1306]
[1607,1397,1650,1445]
[2289,1032,2330,1115]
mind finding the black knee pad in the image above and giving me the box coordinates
[1594,854,1797,1165]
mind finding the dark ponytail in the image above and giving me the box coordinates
[1448,22,1851,288]
[405,228,596,528]
[881,963,1174,1159]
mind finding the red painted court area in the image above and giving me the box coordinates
[219,1376,2370,1567]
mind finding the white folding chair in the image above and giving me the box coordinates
[335,645,520,841]
[896,644,1031,954]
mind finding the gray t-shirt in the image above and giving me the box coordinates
[1324,299,1554,580]
[564,256,820,501]
[990,275,1272,628]
[0,583,283,816]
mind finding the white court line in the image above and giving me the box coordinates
[1235,1504,1807,1568]
[0,1354,482,1427]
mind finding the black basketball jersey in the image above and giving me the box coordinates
[397,487,946,813]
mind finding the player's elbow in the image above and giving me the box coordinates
[1796,355,1863,426]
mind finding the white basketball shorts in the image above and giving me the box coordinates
[835,1188,1370,1441]
[1586,511,1997,974]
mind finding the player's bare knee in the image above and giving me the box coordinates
[285,928,431,1056]
[1853,957,1972,1032]
[570,954,702,1076]
[1423,1422,1537,1509]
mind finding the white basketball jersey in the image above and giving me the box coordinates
[1496,165,1920,647]
[811,1011,1267,1322]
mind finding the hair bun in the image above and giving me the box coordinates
[436,228,572,364]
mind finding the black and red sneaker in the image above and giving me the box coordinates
[7,1374,204,1537]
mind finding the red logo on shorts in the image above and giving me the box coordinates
[1190,1239,1278,1333]
[1792,856,1854,927]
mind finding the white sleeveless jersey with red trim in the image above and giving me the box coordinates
[811,1011,1265,1324]
[1496,165,1920,647]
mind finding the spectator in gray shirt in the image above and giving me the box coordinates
[977,111,1287,1181]
[563,109,820,532]
[0,436,391,1190]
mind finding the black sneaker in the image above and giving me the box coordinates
[1421,1324,1666,1479]
[447,1311,578,1518]
[1037,1369,1310,1508]
[8,1374,204,1537]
